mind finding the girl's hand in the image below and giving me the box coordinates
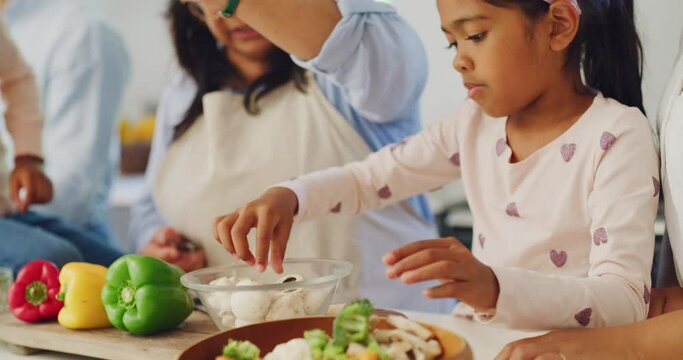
[140,227,206,272]
[495,327,638,360]
[383,238,499,311]
[648,287,683,318]
[213,187,298,274]
[10,155,53,212]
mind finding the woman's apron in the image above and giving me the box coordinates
[153,75,451,312]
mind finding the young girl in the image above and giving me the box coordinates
[211,0,658,330]
[494,26,683,360]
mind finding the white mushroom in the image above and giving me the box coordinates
[384,342,411,360]
[277,274,304,284]
[372,329,394,343]
[302,287,331,315]
[209,276,240,287]
[381,329,442,359]
[346,342,368,357]
[386,315,434,340]
[207,276,240,312]
[277,274,305,295]
[230,279,272,321]
[265,293,306,321]
[425,339,443,359]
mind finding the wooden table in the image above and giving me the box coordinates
[0,310,545,359]
[0,311,218,360]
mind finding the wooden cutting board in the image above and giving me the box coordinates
[0,311,219,360]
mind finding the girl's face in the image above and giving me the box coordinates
[191,2,274,61]
[437,0,558,117]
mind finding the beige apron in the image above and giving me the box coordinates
[154,75,450,312]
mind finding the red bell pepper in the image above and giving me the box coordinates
[8,260,63,322]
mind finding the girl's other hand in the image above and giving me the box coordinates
[140,227,206,272]
[495,327,637,360]
[648,287,683,318]
[383,237,499,311]
[213,187,298,274]
[10,155,53,212]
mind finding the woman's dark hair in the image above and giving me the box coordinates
[167,0,307,140]
[485,0,645,114]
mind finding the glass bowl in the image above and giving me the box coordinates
[181,258,352,330]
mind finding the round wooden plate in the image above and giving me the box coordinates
[177,316,472,360]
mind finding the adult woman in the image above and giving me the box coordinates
[129,0,449,312]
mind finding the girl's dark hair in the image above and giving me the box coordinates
[486,0,645,114]
[167,0,307,140]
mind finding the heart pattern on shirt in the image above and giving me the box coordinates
[330,202,342,214]
[478,234,486,248]
[496,138,507,156]
[450,153,461,167]
[653,177,661,197]
[600,132,617,151]
[575,307,592,327]
[643,285,651,304]
[561,144,576,162]
[549,250,568,267]
[378,185,392,199]
[505,203,520,217]
[593,228,608,246]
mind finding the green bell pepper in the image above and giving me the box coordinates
[101,255,193,335]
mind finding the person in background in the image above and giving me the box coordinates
[0,18,123,275]
[129,0,451,312]
[1,0,131,243]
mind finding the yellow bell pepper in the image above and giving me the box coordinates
[57,263,111,329]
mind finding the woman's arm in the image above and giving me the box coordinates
[496,310,683,360]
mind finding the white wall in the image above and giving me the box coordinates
[98,0,175,119]
[103,0,683,123]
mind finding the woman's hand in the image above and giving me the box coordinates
[213,187,298,274]
[139,227,206,272]
[10,155,53,212]
[648,287,683,318]
[495,327,639,360]
[383,237,499,311]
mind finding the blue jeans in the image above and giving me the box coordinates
[0,211,124,277]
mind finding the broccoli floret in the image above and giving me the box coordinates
[322,342,348,360]
[305,329,330,359]
[332,298,373,348]
[222,339,261,360]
